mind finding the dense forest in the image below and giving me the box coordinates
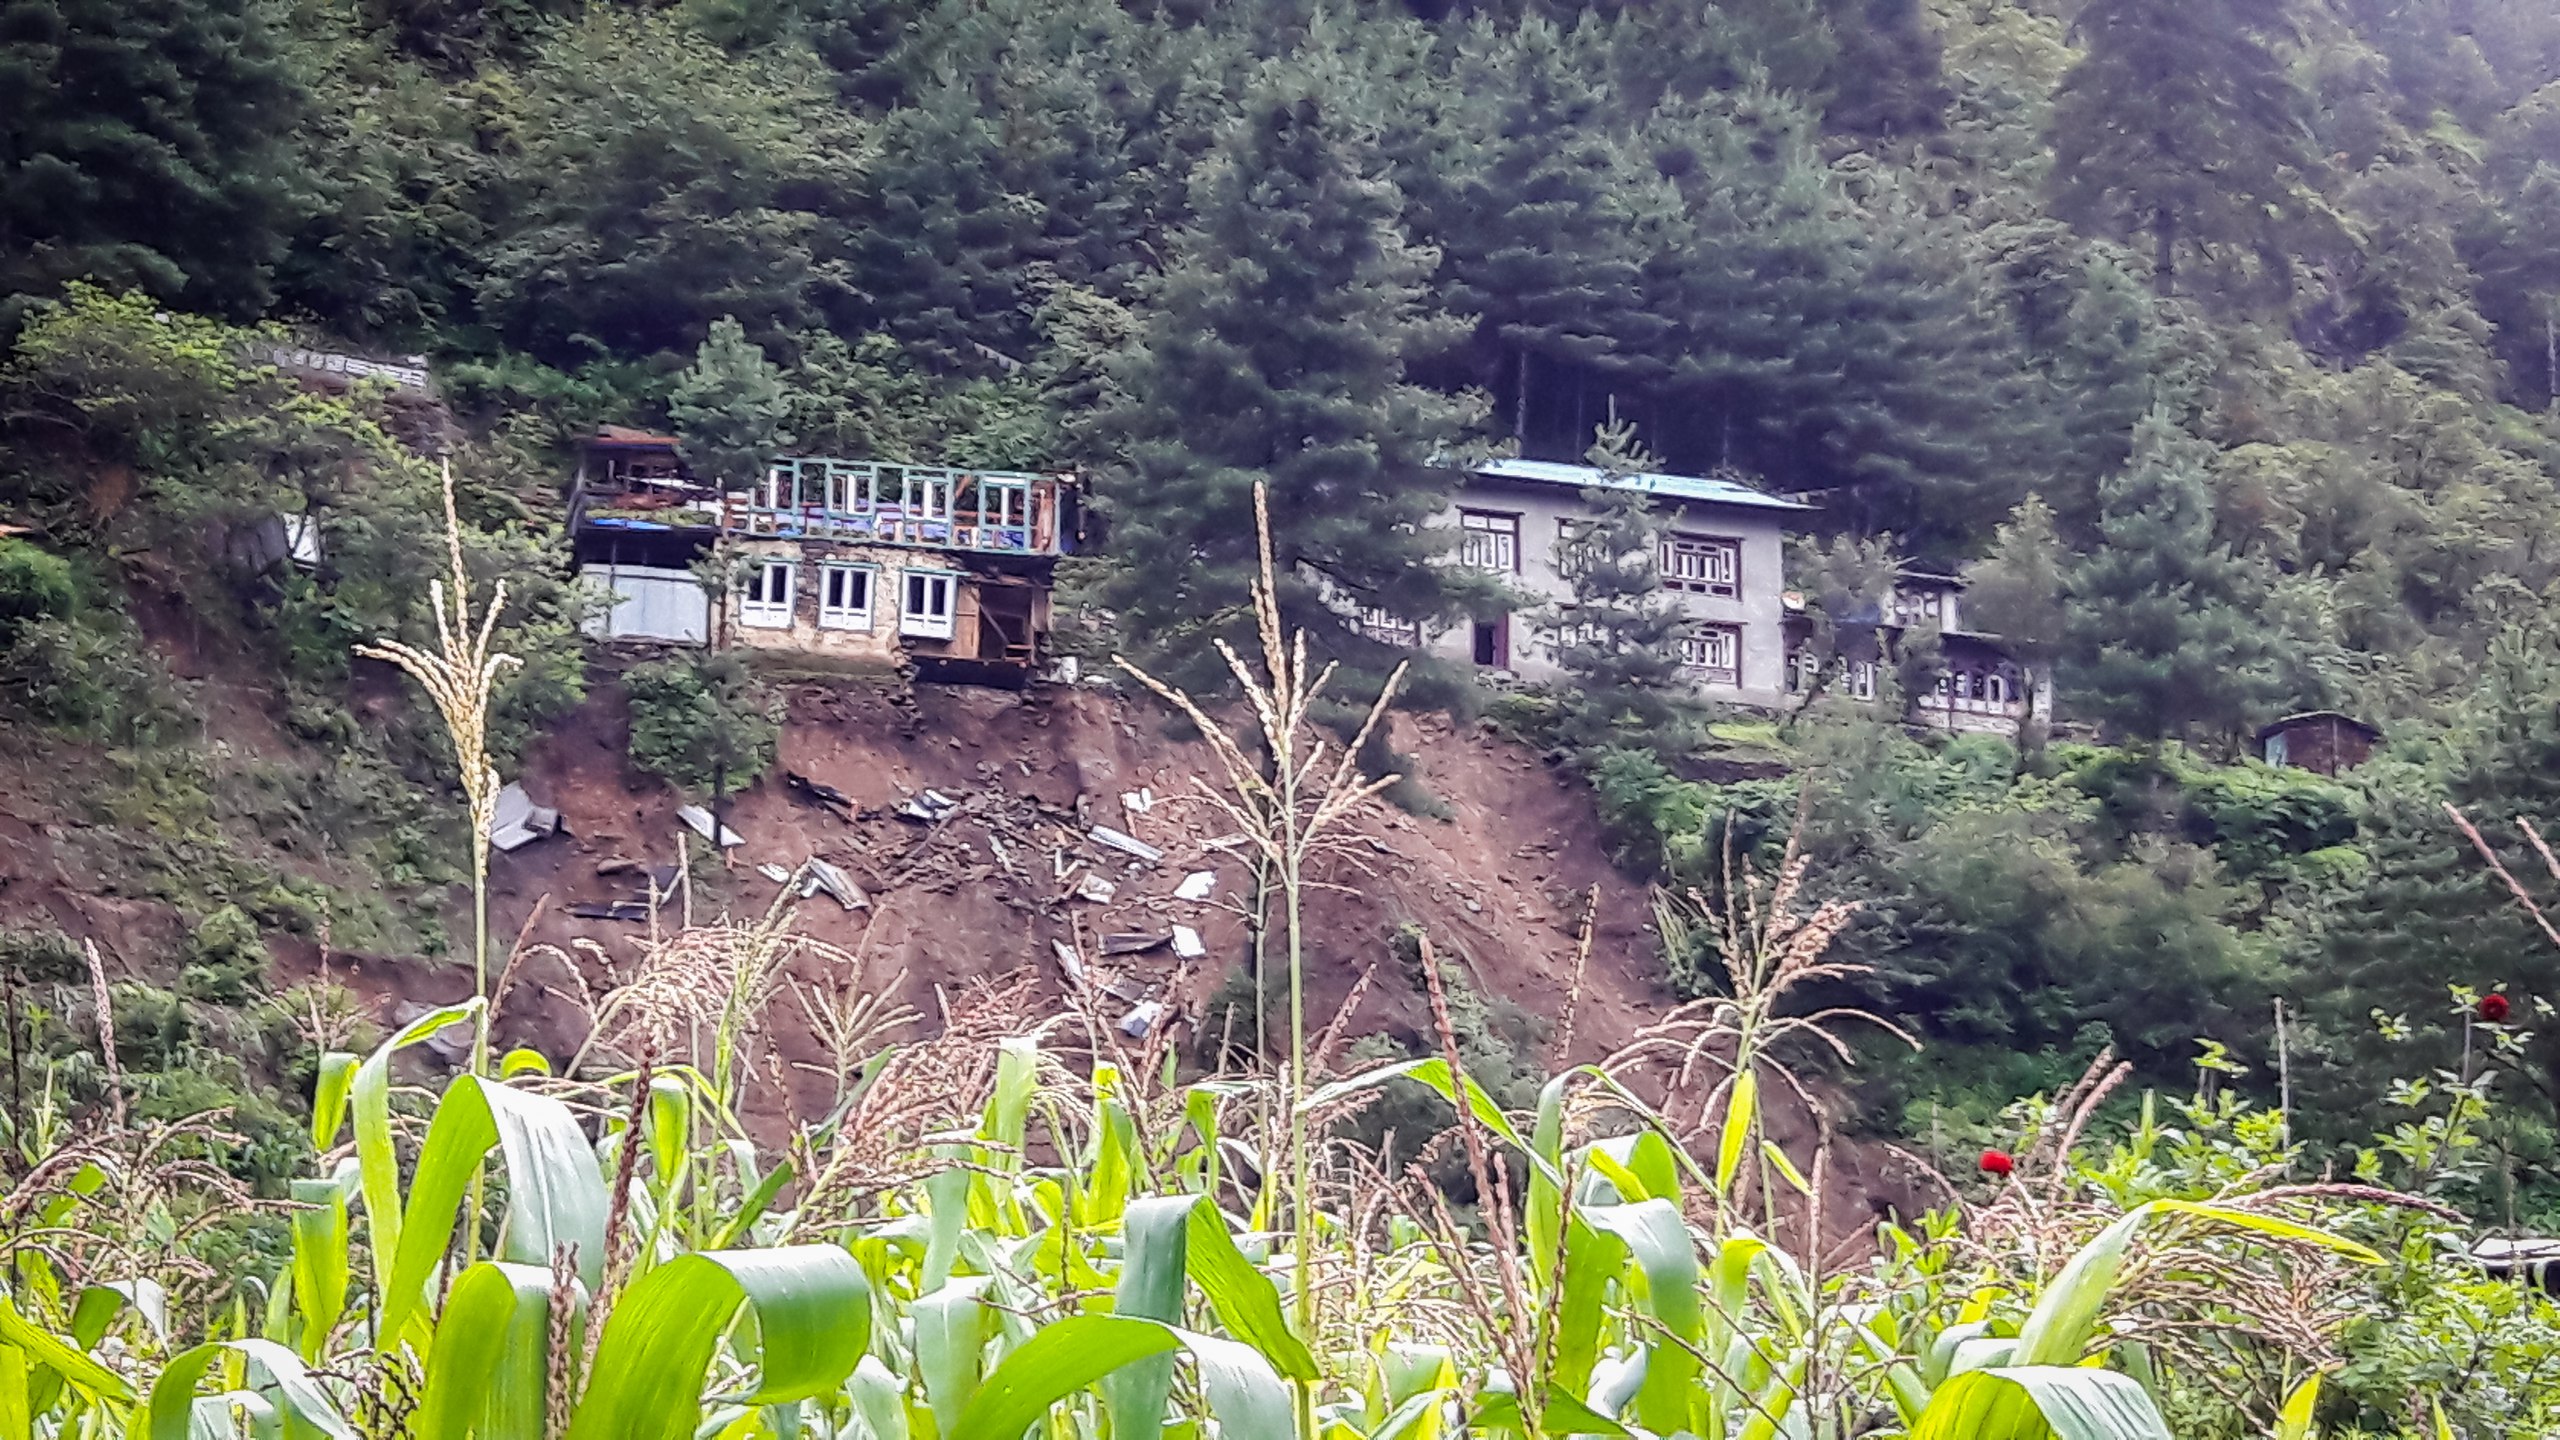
[15,0,2560,1193]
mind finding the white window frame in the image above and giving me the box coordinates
[817,562,876,631]
[900,568,958,640]
[740,559,795,629]
[1847,660,1879,700]
[908,472,954,522]
[755,466,793,511]
[1460,510,1521,574]
[1680,624,1742,684]
[1661,534,1740,598]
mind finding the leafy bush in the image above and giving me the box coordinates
[179,904,265,1003]
[625,651,782,796]
[0,536,77,643]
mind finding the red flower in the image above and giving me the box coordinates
[2481,993,2512,1023]
[1979,1149,2015,1177]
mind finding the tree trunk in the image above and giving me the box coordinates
[2152,206,2178,297]
[2545,306,2555,413]
[1513,347,1529,445]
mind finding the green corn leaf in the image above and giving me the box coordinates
[288,1177,350,1362]
[708,1159,797,1251]
[1714,1072,1757,1200]
[1182,1200,1317,1381]
[352,999,480,1278]
[499,1049,552,1079]
[381,1075,609,1345]
[1107,1196,1193,1440]
[1908,1367,2172,1440]
[847,1355,911,1440]
[564,1247,872,1440]
[922,1152,972,1293]
[2009,1208,2145,1367]
[1549,1217,1625,1400]
[310,1051,358,1151]
[1303,1059,1558,1187]
[2275,1374,2321,1440]
[416,1262,562,1440]
[0,1344,26,1440]
[0,1293,129,1406]
[917,1276,994,1436]
[145,1338,354,1440]
[648,1075,691,1192]
[1579,1201,1701,1436]
[2140,1200,2383,1266]
[952,1317,1291,1440]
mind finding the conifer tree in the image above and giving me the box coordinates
[0,0,309,318]
[1442,18,1667,441]
[671,317,795,489]
[1539,414,1704,750]
[1963,495,2067,752]
[2060,409,2273,744]
[1099,71,1483,700]
[2048,0,2329,296]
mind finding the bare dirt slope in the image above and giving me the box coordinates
[468,674,1670,1082]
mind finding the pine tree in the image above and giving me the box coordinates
[1442,18,1668,443]
[671,317,795,489]
[1962,495,2068,752]
[1098,71,1484,700]
[2048,0,2330,296]
[2060,409,2273,744]
[1539,414,1704,750]
[0,0,309,318]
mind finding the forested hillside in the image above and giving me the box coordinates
[14,0,2560,1199]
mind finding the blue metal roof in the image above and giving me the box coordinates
[1466,457,1811,512]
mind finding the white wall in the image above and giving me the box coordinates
[579,565,709,645]
[1422,478,1794,708]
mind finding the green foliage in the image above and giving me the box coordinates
[0,536,77,643]
[1098,68,1486,704]
[671,316,795,489]
[2061,409,2275,745]
[1538,421,1706,752]
[624,651,783,797]
[180,905,267,1005]
[0,0,310,319]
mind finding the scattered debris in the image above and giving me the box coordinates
[568,901,652,923]
[1173,870,1216,902]
[1171,925,1205,960]
[1200,834,1251,854]
[1090,825,1164,865]
[1050,939,1086,982]
[486,782,563,852]
[1046,656,1081,685]
[1074,872,1118,905]
[1121,788,1156,818]
[1101,931,1170,957]
[801,858,870,912]
[756,863,792,884]
[898,789,962,823]
[677,805,743,848]
[1118,999,1164,1040]
[784,770,856,820]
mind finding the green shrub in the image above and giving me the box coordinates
[625,651,782,796]
[0,536,77,644]
[180,904,266,1003]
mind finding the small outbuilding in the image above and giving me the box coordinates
[2256,710,2381,776]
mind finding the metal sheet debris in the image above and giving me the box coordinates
[756,863,791,883]
[1050,939,1086,982]
[1118,1000,1164,1040]
[898,789,962,823]
[677,805,743,847]
[1173,870,1216,902]
[800,857,870,911]
[1120,788,1155,817]
[1074,873,1118,904]
[1089,826,1164,864]
[784,771,856,819]
[1171,925,1204,959]
[486,782,563,852]
[569,901,652,923]
[1100,931,1169,957]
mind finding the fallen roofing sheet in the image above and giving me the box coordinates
[486,782,563,852]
